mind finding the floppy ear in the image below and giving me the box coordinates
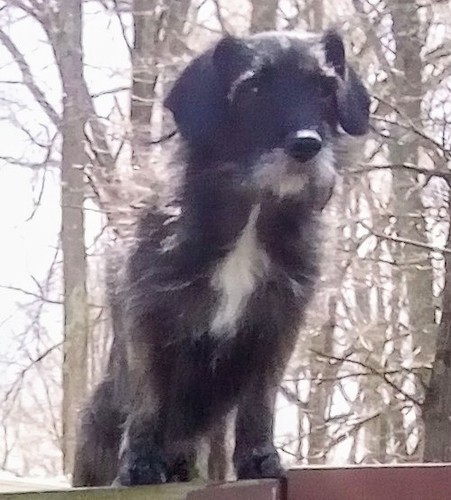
[164,50,224,145]
[164,36,253,145]
[211,35,255,84]
[323,31,370,136]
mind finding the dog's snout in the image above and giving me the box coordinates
[285,130,322,162]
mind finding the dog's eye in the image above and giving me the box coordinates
[233,78,262,102]
[241,82,259,95]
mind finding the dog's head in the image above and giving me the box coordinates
[165,31,370,206]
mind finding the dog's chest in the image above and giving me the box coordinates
[209,204,271,336]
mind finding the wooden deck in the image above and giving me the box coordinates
[1,464,451,499]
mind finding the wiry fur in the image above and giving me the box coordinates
[73,29,369,487]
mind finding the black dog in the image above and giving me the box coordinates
[73,30,369,487]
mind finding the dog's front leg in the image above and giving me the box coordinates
[112,336,168,486]
[113,338,200,486]
[233,372,284,480]
[114,411,167,486]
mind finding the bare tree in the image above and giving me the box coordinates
[249,0,278,33]
[423,196,451,460]
[58,0,89,475]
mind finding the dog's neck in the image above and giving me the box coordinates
[181,162,255,254]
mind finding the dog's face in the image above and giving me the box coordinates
[165,31,370,205]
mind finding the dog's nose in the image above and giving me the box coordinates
[285,130,322,162]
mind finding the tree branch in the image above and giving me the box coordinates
[311,350,423,407]
[0,28,61,126]
[352,162,451,182]
[359,220,451,255]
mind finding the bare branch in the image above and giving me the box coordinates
[311,350,423,407]
[0,29,60,126]
[0,284,102,308]
[352,162,451,182]
[359,220,451,255]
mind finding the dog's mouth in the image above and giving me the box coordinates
[250,147,336,208]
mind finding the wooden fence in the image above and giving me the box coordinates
[1,464,451,499]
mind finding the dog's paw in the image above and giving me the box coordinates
[235,446,285,480]
[114,450,167,486]
[167,452,198,482]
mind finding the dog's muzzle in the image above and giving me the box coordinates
[284,130,322,162]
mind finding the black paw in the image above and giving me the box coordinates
[114,450,167,486]
[167,451,198,482]
[235,446,285,480]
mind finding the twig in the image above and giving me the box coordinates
[351,162,451,183]
[359,220,451,255]
[0,29,60,126]
[311,350,423,407]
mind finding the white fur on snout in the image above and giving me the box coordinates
[210,205,269,336]
[313,146,337,195]
[253,146,335,198]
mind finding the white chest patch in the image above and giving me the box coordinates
[210,205,269,336]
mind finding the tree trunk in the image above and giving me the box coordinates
[131,0,160,167]
[423,197,451,461]
[249,0,278,33]
[309,0,323,31]
[208,415,231,481]
[391,0,433,363]
[58,0,89,476]
[307,296,337,464]
[388,0,430,461]
[130,0,191,188]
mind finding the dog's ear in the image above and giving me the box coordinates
[212,36,254,83]
[323,31,370,136]
[164,50,224,144]
[164,36,253,144]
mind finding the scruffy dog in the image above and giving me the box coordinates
[73,30,369,487]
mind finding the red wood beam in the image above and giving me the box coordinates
[287,464,451,500]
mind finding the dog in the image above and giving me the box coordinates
[72,29,370,487]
